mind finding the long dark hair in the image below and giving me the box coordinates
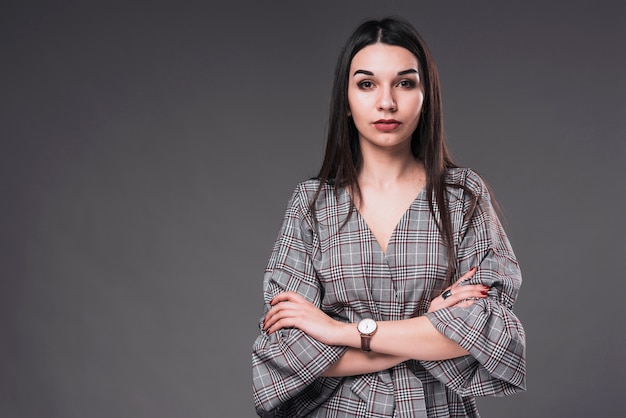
[313,17,472,282]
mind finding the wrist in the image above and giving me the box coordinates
[357,318,378,352]
[331,321,360,347]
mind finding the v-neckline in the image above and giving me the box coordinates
[351,186,426,256]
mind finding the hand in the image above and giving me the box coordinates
[263,292,344,345]
[427,267,489,313]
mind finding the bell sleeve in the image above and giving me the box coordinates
[252,184,348,416]
[421,170,527,397]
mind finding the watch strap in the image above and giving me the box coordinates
[360,334,372,352]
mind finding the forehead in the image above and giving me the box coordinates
[350,43,419,73]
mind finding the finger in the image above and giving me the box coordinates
[454,298,482,308]
[265,297,316,325]
[440,287,487,307]
[454,287,489,300]
[451,267,478,287]
[270,291,306,305]
[266,305,313,334]
[264,306,300,331]
[263,300,290,328]
[265,298,299,321]
[266,316,298,334]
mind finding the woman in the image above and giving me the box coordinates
[252,17,526,417]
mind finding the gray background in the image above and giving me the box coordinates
[2,1,624,417]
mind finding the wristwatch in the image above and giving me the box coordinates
[357,318,378,352]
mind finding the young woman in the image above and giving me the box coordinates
[252,17,526,417]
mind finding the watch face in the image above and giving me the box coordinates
[358,318,377,334]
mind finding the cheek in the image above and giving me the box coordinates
[405,97,424,130]
[411,95,425,118]
[347,91,358,115]
[347,94,366,121]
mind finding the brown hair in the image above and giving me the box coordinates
[312,17,475,282]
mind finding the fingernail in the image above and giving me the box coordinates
[481,290,488,295]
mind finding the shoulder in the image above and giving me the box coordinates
[293,179,324,195]
[286,179,340,213]
[445,167,490,198]
[291,179,328,203]
[289,179,351,227]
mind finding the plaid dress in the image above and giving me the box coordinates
[252,168,526,417]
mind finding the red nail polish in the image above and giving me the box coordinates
[481,290,488,295]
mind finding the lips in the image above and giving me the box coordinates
[373,119,401,131]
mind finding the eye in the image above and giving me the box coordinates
[397,79,417,88]
[357,80,374,90]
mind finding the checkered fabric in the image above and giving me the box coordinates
[252,168,526,417]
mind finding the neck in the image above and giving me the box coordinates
[358,144,423,189]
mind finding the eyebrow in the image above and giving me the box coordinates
[353,68,419,76]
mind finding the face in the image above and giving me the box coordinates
[347,43,424,153]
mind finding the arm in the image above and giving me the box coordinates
[321,349,409,377]
[345,316,471,360]
[252,185,347,416]
[265,268,488,363]
[263,170,526,396]
[419,169,526,396]
[318,269,487,376]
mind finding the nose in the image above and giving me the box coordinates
[377,86,397,112]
